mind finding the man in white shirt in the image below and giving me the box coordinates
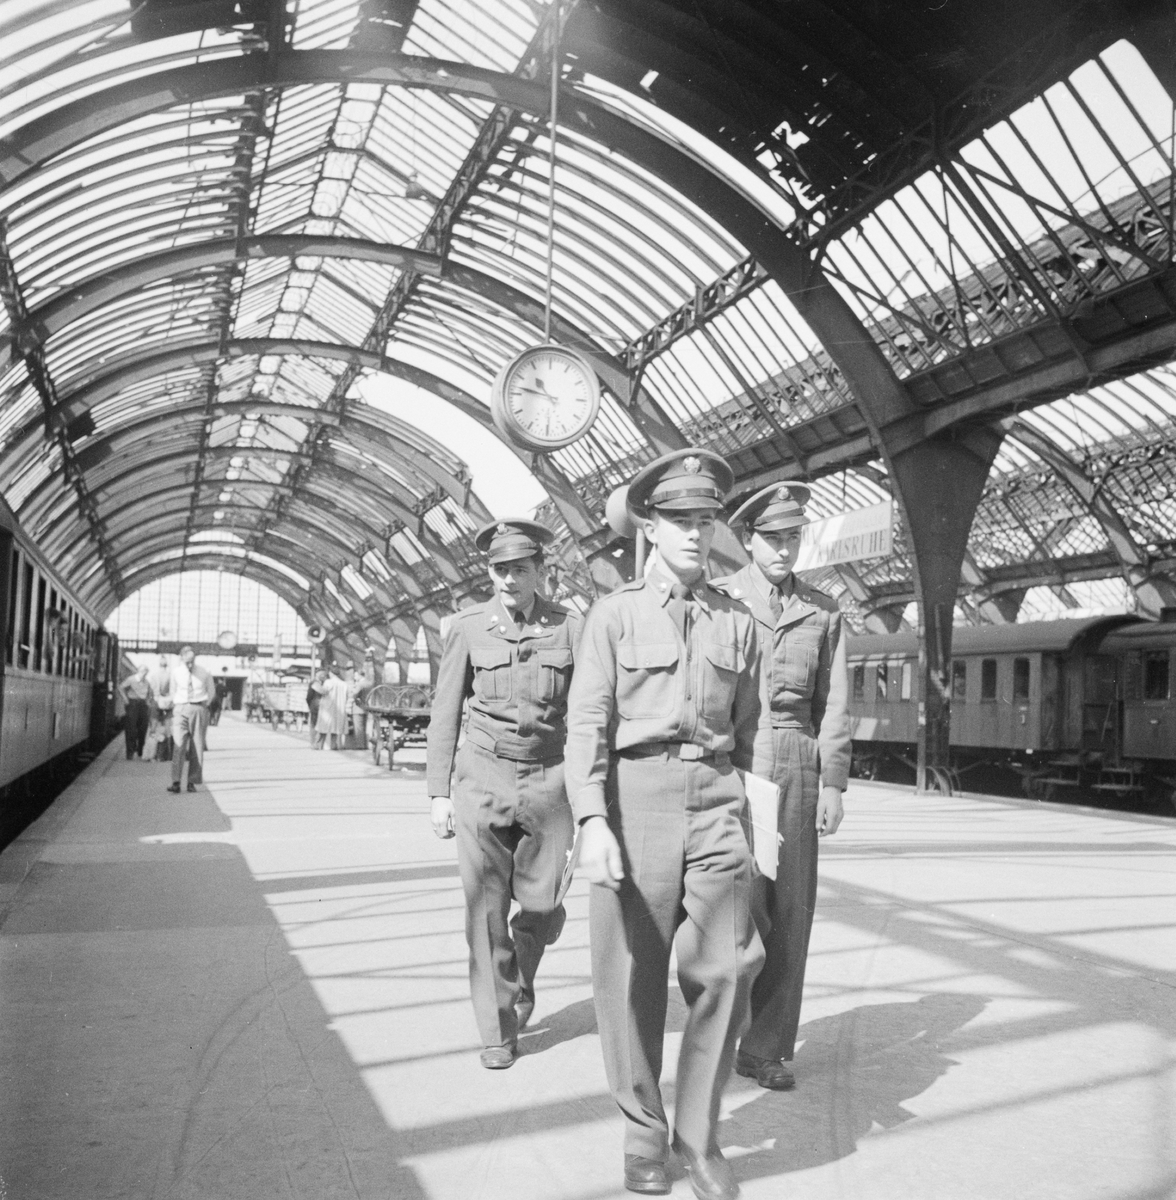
[168,645,214,794]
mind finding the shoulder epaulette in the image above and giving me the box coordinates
[453,601,491,621]
[795,579,838,609]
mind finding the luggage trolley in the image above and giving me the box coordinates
[365,683,432,769]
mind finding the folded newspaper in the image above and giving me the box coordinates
[737,769,782,880]
[556,825,582,906]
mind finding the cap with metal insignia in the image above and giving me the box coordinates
[729,481,812,532]
[627,447,734,516]
[474,517,555,564]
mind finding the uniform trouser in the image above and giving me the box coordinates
[171,703,210,785]
[741,726,820,1064]
[452,740,573,1048]
[124,699,148,758]
[591,754,763,1161]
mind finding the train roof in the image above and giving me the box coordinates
[847,614,1144,659]
[1099,619,1176,650]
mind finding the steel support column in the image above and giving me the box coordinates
[889,427,1005,789]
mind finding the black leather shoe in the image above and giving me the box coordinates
[186,782,197,792]
[545,903,567,945]
[516,993,535,1031]
[671,1138,738,1200]
[166,783,181,794]
[735,1050,795,1091]
[479,1044,516,1070]
[623,1155,670,1195]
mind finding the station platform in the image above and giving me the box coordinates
[1,713,1173,1200]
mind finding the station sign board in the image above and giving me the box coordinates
[794,500,894,570]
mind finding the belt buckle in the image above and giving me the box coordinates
[677,743,706,761]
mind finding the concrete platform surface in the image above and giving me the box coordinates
[1,713,1174,1200]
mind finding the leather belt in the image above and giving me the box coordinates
[617,741,721,762]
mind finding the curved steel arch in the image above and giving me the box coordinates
[0,233,441,375]
[27,436,445,537]
[80,422,467,527]
[35,450,469,592]
[0,332,598,534]
[80,476,463,644]
[99,554,320,623]
[59,399,485,521]
[3,237,667,464]
[114,525,418,637]
[1005,419,1176,617]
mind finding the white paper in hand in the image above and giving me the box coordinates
[555,825,582,906]
[738,770,781,880]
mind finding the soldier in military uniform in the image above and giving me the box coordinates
[566,449,762,1200]
[712,482,851,1091]
[426,519,580,1070]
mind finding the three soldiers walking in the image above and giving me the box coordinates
[425,449,851,1199]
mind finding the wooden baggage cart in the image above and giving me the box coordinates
[365,683,432,769]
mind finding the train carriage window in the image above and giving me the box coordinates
[852,664,865,701]
[981,658,998,702]
[1143,650,1170,701]
[901,661,912,701]
[19,560,33,669]
[7,546,20,666]
[33,575,47,673]
[875,664,888,701]
[48,590,60,675]
[1013,657,1031,701]
[952,661,967,700]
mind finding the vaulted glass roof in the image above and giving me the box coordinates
[0,0,1172,645]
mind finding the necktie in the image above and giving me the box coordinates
[768,587,783,623]
[668,583,692,642]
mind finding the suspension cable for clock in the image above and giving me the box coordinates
[543,0,560,344]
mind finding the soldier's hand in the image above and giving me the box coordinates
[579,816,624,890]
[816,785,844,837]
[430,795,456,839]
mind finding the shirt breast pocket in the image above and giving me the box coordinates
[537,645,574,704]
[702,642,743,711]
[470,645,513,702]
[779,624,823,694]
[616,641,678,719]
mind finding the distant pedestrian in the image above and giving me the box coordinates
[118,666,152,759]
[167,645,214,794]
[148,655,173,761]
[311,665,350,749]
[306,668,325,736]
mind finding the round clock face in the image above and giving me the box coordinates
[491,345,601,451]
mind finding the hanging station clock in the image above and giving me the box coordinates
[490,344,601,452]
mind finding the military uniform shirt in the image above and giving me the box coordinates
[564,568,761,824]
[426,593,582,797]
[714,562,851,791]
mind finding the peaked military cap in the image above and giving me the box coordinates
[474,517,554,564]
[627,447,734,516]
[730,481,812,531]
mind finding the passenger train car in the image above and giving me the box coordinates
[847,613,1176,808]
[0,498,122,845]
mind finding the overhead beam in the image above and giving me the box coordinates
[0,234,443,377]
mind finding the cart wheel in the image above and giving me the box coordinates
[371,732,382,766]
